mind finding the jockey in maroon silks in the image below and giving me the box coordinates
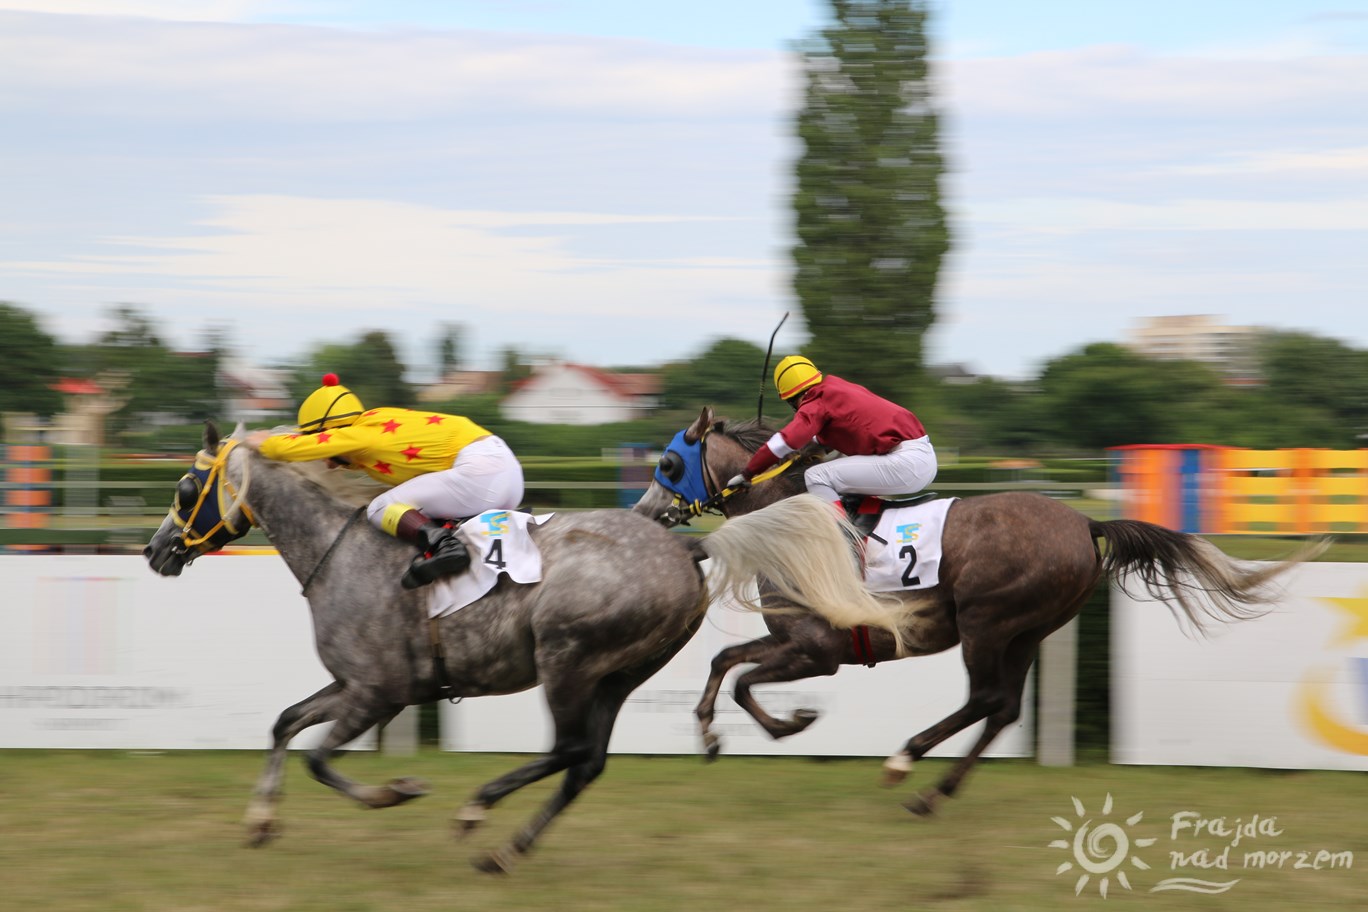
[729,356,937,509]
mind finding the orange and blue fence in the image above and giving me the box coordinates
[3,444,52,552]
[1111,445,1368,534]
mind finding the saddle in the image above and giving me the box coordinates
[841,491,939,539]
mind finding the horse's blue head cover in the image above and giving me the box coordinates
[174,457,222,533]
[654,430,710,505]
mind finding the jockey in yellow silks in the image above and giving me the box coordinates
[248,373,525,589]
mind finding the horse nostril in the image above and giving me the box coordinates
[142,545,152,558]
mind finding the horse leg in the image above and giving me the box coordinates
[244,680,345,847]
[731,640,842,740]
[302,693,427,809]
[905,634,1040,817]
[472,669,646,874]
[881,633,1009,789]
[453,678,597,842]
[695,636,782,759]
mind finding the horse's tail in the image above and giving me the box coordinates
[701,494,910,654]
[1089,518,1326,636]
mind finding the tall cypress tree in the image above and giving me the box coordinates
[792,0,948,400]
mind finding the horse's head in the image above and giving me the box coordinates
[143,421,256,576]
[633,406,788,526]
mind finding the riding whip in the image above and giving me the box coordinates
[757,312,789,422]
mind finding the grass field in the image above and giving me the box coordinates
[2,749,1363,911]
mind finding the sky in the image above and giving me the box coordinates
[3,1,1367,381]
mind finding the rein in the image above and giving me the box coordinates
[300,506,366,596]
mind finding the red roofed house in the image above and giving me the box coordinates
[500,362,660,425]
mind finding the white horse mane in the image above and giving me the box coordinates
[232,424,390,508]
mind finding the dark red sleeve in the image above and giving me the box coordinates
[743,444,782,478]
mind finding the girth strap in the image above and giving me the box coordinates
[427,617,460,703]
[850,625,878,668]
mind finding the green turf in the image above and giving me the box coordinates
[2,749,1363,910]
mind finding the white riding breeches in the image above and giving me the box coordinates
[366,436,525,526]
[803,436,937,504]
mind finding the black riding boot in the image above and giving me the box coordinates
[401,521,471,590]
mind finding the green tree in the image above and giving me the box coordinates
[660,338,769,419]
[936,377,1050,454]
[1255,331,1368,446]
[792,0,948,400]
[437,322,465,376]
[290,330,414,411]
[68,305,223,436]
[0,302,63,423]
[1036,344,1230,450]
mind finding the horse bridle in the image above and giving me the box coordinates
[168,439,256,559]
[657,424,796,528]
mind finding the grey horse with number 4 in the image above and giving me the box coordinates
[634,407,1326,817]
[143,421,899,872]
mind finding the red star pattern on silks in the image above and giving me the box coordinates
[381,419,401,434]
[285,434,300,440]
[373,461,393,475]
[426,414,444,425]
[401,446,422,461]
[317,433,332,443]
[363,410,379,417]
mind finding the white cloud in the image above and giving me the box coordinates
[0,0,273,21]
[942,45,1368,119]
[0,11,786,121]
[1162,147,1368,178]
[973,196,1368,233]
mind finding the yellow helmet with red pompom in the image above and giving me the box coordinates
[773,355,823,401]
[296,373,364,433]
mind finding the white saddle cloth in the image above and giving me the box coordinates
[427,510,555,619]
[861,497,957,592]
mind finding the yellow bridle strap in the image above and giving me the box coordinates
[672,454,798,519]
[172,439,257,551]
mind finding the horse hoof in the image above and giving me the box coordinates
[244,821,279,848]
[788,708,819,733]
[904,792,939,817]
[453,802,487,841]
[472,848,516,875]
[881,752,914,787]
[388,776,429,799]
[701,732,722,762]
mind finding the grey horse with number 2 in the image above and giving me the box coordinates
[633,407,1325,817]
[143,421,903,872]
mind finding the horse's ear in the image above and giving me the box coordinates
[684,406,714,445]
[203,420,221,452]
[231,421,247,439]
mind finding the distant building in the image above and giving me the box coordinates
[500,362,661,425]
[416,370,502,403]
[218,361,293,425]
[1127,315,1261,378]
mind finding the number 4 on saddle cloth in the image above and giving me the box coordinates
[427,509,555,619]
[845,494,958,592]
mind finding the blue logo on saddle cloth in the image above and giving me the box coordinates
[863,499,957,592]
[427,510,556,619]
[480,511,511,536]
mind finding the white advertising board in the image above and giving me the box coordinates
[1,555,1029,758]
[442,597,1034,758]
[0,555,368,751]
[1114,561,1368,770]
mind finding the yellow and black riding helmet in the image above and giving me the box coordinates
[773,355,823,404]
[297,373,364,433]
